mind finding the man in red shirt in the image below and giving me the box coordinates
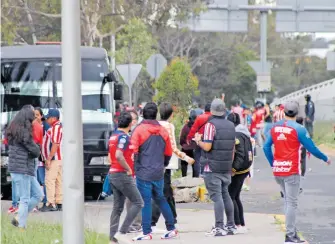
[187,102,211,177]
[108,112,144,243]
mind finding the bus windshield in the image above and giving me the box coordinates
[1,59,110,114]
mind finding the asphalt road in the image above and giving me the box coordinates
[96,150,335,244]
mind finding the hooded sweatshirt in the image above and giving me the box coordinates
[232,124,252,174]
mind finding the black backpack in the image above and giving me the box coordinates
[233,133,253,172]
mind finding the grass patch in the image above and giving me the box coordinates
[313,121,334,147]
[172,169,182,179]
[1,214,109,244]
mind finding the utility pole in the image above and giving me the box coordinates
[110,0,116,114]
[61,0,84,243]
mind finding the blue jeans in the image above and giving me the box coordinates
[136,178,175,235]
[11,181,19,207]
[11,173,43,228]
[37,166,47,204]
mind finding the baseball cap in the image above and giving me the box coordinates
[211,99,226,116]
[284,101,299,116]
[44,108,60,119]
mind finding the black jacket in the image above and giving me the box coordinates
[8,139,41,176]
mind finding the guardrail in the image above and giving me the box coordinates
[273,78,335,121]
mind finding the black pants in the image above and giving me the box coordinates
[193,146,201,177]
[228,173,248,226]
[181,150,194,177]
[151,169,177,226]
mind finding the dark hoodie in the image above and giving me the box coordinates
[131,119,173,181]
[232,124,252,174]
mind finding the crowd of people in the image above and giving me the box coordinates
[4,93,331,244]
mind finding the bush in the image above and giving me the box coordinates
[314,121,335,148]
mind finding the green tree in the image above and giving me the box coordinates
[153,57,200,108]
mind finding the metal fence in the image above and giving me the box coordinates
[273,78,335,121]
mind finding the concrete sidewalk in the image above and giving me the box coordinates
[2,200,284,244]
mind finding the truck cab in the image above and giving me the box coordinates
[1,44,121,199]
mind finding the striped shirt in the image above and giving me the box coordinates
[203,123,216,172]
[42,121,63,161]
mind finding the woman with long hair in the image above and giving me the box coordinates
[7,105,43,228]
[227,112,254,234]
[179,110,198,177]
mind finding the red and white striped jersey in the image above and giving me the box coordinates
[42,121,63,161]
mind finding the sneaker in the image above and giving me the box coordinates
[132,233,153,241]
[205,227,227,237]
[8,206,19,214]
[110,237,119,243]
[114,232,132,244]
[285,235,306,243]
[226,226,237,235]
[39,204,58,212]
[242,184,250,191]
[32,207,39,212]
[57,204,62,211]
[151,226,166,234]
[236,226,248,234]
[11,217,19,227]
[299,188,303,194]
[128,226,142,233]
[161,229,178,239]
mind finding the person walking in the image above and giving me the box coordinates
[263,100,331,244]
[151,103,195,232]
[304,94,315,138]
[263,102,273,141]
[6,105,43,228]
[180,110,198,177]
[40,109,63,212]
[194,99,237,237]
[187,102,212,177]
[227,113,253,234]
[131,102,178,241]
[108,112,144,244]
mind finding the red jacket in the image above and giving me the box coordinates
[32,121,43,145]
[187,112,212,141]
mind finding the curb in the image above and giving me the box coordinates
[273,215,309,243]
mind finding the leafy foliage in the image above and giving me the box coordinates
[153,57,200,108]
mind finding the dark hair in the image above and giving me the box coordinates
[204,102,211,112]
[34,107,45,121]
[227,112,240,127]
[143,102,158,120]
[296,117,304,125]
[159,102,173,121]
[188,110,197,127]
[6,105,35,145]
[118,112,132,129]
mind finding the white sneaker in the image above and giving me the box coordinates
[151,226,166,234]
[236,226,248,234]
[114,232,132,244]
[161,229,178,239]
[132,233,153,241]
[205,227,227,237]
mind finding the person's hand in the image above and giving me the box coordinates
[326,157,331,165]
[194,133,202,143]
[45,159,51,170]
[306,117,310,122]
[126,168,133,176]
[186,139,190,145]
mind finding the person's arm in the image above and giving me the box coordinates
[22,139,41,158]
[168,123,186,159]
[306,102,313,121]
[163,130,173,166]
[297,125,328,162]
[195,123,214,152]
[187,117,201,142]
[263,133,274,167]
[115,135,132,175]
[47,124,62,161]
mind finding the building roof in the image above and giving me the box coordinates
[1,45,107,60]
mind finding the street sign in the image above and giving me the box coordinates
[146,54,167,79]
[183,0,248,32]
[116,64,142,105]
[276,0,335,32]
[256,74,271,93]
[327,52,335,71]
[116,64,142,88]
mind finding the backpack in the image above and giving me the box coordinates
[233,133,253,172]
